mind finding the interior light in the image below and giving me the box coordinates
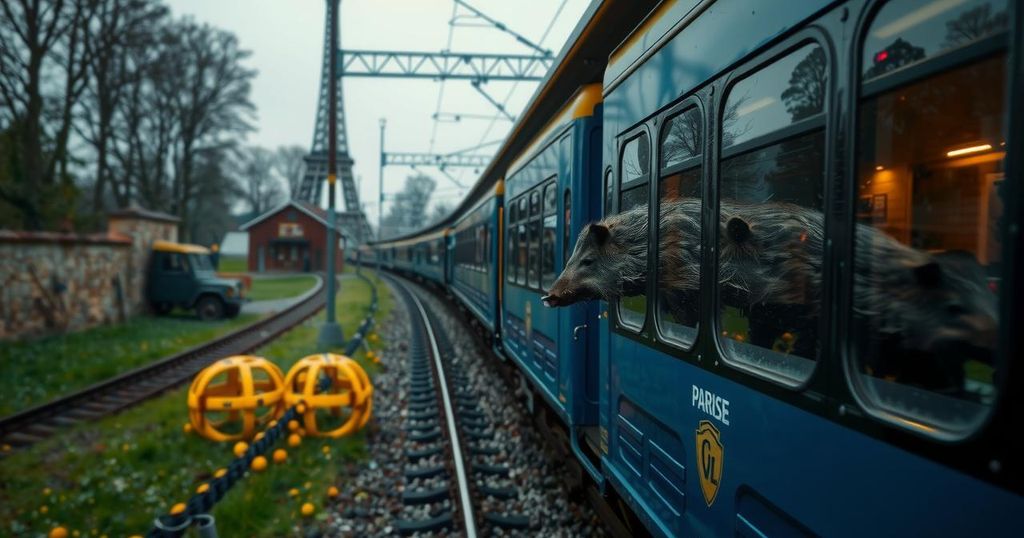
[946,144,992,158]
[875,165,885,171]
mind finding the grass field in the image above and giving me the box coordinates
[0,272,393,537]
[0,313,260,417]
[217,256,247,273]
[247,275,319,302]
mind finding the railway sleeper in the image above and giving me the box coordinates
[478,484,518,499]
[404,420,439,433]
[472,463,510,477]
[407,428,442,443]
[407,409,439,421]
[403,464,447,480]
[483,511,532,530]
[401,485,450,505]
[395,509,454,535]
[405,445,444,461]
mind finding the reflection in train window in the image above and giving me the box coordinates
[853,0,1008,434]
[718,43,827,386]
[542,181,558,290]
[604,168,614,216]
[528,190,542,288]
[657,107,702,348]
[563,189,572,265]
[517,198,528,285]
[862,0,1008,81]
[617,132,651,331]
[507,204,517,283]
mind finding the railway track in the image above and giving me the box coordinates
[388,275,530,536]
[0,278,329,450]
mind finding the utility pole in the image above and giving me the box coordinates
[377,117,386,273]
[318,0,344,348]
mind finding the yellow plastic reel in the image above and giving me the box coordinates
[187,355,286,442]
[283,353,373,438]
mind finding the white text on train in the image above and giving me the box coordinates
[693,385,730,426]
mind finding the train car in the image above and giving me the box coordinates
[595,0,1021,536]
[500,83,604,473]
[448,185,502,333]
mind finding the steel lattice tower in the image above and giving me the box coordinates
[296,0,370,243]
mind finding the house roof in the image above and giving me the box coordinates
[238,200,344,236]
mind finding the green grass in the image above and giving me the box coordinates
[0,272,393,537]
[0,313,260,417]
[217,256,247,273]
[247,276,318,302]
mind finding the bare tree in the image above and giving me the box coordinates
[0,0,97,228]
[380,173,436,238]
[237,145,285,215]
[273,145,306,198]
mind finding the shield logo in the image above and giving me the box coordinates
[696,420,724,507]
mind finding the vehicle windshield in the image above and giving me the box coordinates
[189,253,215,274]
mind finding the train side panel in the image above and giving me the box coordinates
[450,195,499,332]
[599,0,1021,536]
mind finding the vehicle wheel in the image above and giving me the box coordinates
[196,296,225,321]
[151,302,173,316]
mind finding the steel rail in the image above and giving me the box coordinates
[0,277,329,450]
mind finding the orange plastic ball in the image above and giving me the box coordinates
[301,503,315,517]
[49,527,68,538]
[251,456,268,472]
[273,449,287,464]
[233,442,248,458]
[327,486,339,498]
[288,434,301,447]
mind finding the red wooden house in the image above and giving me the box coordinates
[240,201,344,272]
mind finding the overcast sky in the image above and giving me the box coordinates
[165,0,589,224]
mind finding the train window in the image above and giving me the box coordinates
[718,43,828,386]
[851,0,1008,436]
[541,181,558,290]
[862,0,1008,82]
[563,189,571,265]
[528,190,542,288]
[604,168,614,216]
[507,204,517,283]
[656,107,702,348]
[617,132,651,331]
[517,198,528,285]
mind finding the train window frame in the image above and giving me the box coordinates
[507,202,517,283]
[528,189,542,289]
[843,0,1013,441]
[653,97,706,352]
[541,178,558,291]
[713,35,833,390]
[615,126,653,334]
[516,197,528,286]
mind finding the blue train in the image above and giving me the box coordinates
[371,0,1023,535]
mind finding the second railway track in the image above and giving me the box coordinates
[0,277,330,449]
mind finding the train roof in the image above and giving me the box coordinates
[370,0,658,246]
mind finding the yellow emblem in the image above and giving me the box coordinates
[696,420,724,507]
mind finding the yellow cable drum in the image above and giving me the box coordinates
[283,353,373,438]
[187,355,286,441]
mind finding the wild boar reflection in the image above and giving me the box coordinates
[541,198,997,398]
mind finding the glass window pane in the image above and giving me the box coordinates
[506,216,516,283]
[604,169,614,216]
[862,0,1009,81]
[618,184,648,329]
[563,190,572,264]
[621,134,650,183]
[517,198,528,285]
[853,52,1006,433]
[528,191,541,288]
[657,167,701,347]
[723,44,826,149]
[661,107,703,170]
[543,182,557,216]
[718,45,829,385]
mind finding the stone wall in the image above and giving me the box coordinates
[0,232,132,340]
[0,207,180,341]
